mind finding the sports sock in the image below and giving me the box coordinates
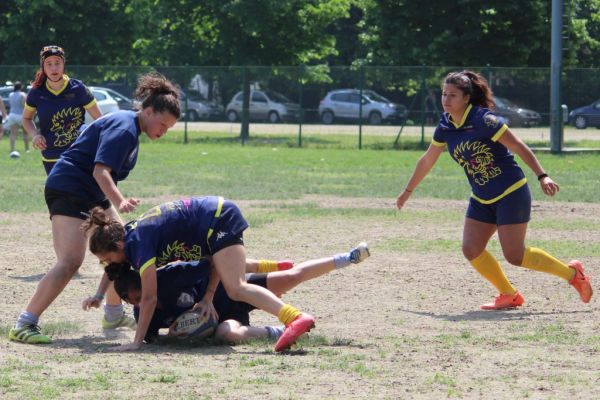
[469,250,516,294]
[265,325,285,340]
[278,304,301,326]
[521,247,574,281]
[15,311,39,329]
[333,253,351,269]
[103,304,124,322]
[257,260,278,273]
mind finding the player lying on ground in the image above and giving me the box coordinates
[83,196,341,352]
[100,243,370,344]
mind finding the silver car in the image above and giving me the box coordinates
[318,89,408,125]
[225,90,299,123]
[180,91,223,121]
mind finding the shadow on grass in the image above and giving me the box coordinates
[9,272,86,282]
[402,308,592,322]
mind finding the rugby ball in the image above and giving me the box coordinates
[171,310,218,339]
[9,150,20,159]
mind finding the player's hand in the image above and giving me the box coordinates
[82,296,101,311]
[192,298,219,322]
[539,176,559,197]
[113,342,142,351]
[32,134,46,150]
[118,198,140,213]
[396,190,412,210]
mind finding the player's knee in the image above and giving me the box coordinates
[52,259,83,280]
[462,244,482,261]
[503,250,524,266]
[215,320,243,342]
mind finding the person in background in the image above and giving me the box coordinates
[22,45,101,174]
[396,70,592,310]
[4,81,30,155]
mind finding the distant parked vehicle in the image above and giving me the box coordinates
[493,96,541,127]
[225,90,299,123]
[318,89,408,125]
[568,99,600,129]
[86,87,121,123]
[180,91,223,121]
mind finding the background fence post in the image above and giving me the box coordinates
[358,65,364,150]
[298,64,304,148]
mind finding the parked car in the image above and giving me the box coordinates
[225,90,299,123]
[180,91,223,121]
[86,87,121,123]
[568,99,600,129]
[493,96,541,127]
[318,89,408,125]
[89,86,135,111]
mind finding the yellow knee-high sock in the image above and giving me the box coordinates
[521,247,574,281]
[257,260,278,273]
[470,250,516,294]
[278,304,301,326]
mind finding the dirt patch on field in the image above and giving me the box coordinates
[1,196,599,399]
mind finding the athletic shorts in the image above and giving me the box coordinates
[213,273,267,325]
[466,183,531,225]
[44,187,111,220]
[207,199,248,255]
[4,113,23,129]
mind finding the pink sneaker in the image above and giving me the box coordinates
[568,260,593,303]
[274,313,315,352]
[277,260,294,271]
[480,291,525,310]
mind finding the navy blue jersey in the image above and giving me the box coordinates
[139,260,260,340]
[432,104,526,204]
[124,196,248,276]
[25,76,96,162]
[45,111,140,202]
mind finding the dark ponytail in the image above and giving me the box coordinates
[134,72,181,119]
[444,70,495,110]
[81,207,125,255]
[105,262,141,301]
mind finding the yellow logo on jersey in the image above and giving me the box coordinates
[51,107,84,147]
[454,141,501,186]
[157,240,204,267]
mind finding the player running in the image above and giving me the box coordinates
[396,70,592,310]
[23,45,102,174]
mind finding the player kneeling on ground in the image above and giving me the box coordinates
[102,243,370,346]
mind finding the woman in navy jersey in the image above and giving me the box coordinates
[22,45,102,174]
[396,70,592,310]
[9,73,181,345]
[81,197,362,352]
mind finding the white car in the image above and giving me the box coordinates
[318,89,408,125]
[225,90,299,123]
[86,86,123,123]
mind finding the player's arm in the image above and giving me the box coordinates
[86,103,102,120]
[22,108,46,150]
[192,262,219,321]
[0,100,6,119]
[93,163,139,213]
[497,128,559,196]
[396,143,445,209]
[117,265,157,351]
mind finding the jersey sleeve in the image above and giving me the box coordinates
[432,126,446,147]
[481,111,508,142]
[126,228,158,277]
[81,86,97,109]
[24,90,38,112]
[95,129,137,174]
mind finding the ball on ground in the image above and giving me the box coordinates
[9,150,20,159]
[171,310,218,339]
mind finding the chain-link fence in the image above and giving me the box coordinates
[2,65,598,149]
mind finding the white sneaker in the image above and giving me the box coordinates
[349,242,370,264]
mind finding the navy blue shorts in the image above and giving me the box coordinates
[207,199,248,255]
[45,187,111,220]
[213,273,267,325]
[466,184,531,225]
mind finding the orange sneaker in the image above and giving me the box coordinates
[274,313,315,352]
[480,291,525,310]
[568,260,593,303]
[277,260,294,271]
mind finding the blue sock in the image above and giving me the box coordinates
[16,311,39,328]
[103,304,124,322]
[334,253,351,269]
[265,325,284,340]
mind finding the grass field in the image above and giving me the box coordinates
[1,130,599,399]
